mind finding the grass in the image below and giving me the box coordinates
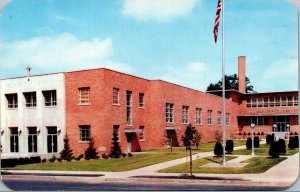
[160,156,287,174]
[233,143,299,156]
[3,153,187,172]
[145,140,246,153]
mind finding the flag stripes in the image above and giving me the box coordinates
[214,0,222,43]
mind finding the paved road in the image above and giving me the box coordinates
[2,177,288,191]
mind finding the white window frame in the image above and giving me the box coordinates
[139,93,145,108]
[79,125,91,142]
[208,110,213,125]
[43,90,57,106]
[196,108,202,125]
[166,103,174,123]
[112,88,119,105]
[24,92,36,108]
[78,87,90,105]
[126,90,133,126]
[6,93,18,109]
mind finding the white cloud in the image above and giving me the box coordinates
[160,62,213,91]
[263,58,297,79]
[0,33,132,76]
[53,15,74,23]
[123,0,198,22]
[0,0,11,14]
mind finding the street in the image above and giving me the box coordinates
[1,175,289,191]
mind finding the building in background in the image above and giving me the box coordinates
[0,73,66,159]
[0,56,298,158]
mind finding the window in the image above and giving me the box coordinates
[28,127,37,153]
[43,90,57,106]
[257,98,263,108]
[113,125,120,142]
[217,111,221,126]
[24,92,36,107]
[10,128,19,153]
[139,93,144,108]
[246,98,251,108]
[275,97,280,106]
[182,106,189,124]
[251,98,257,108]
[288,96,293,106]
[166,103,174,123]
[138,126,145,141]
[6,93,18,109]
[226,113,230,126]
[294,96,298,106]
[79,125,91,142]
[208,110,212,125]
[263,98,269,107]
[47,127,58,153]
[269,97,275,107]
[78,87,90,104]
[196,108,202,125]
[126,91,133,125]
[281,97,287,106]
[113,88,119,105]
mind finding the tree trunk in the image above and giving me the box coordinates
[189,144,192,176]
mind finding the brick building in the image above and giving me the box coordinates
[0,56,298,158]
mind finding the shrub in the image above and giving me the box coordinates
[49,156,56,163]
[29,156,41,164]
[257,132,260,136]
[253,132,256,136]
[57,158,62,162]
[290,132,294,136]
[109,132,122,159]
[261,132,264,135]
[122,153,127,158]
[295,132,298,135]
[266,134,273,144]
[225,140,234,154]
[288,137,296,149]
[243,132,246,136]
[128,153,133,157]
[60,135,73,161]
[254,137,260,148]
[239,132,241,135]
[278,139,286,154]
[295,136,299,148]
[246,138,252,149]
[214,142,223,157]
[248,132,251,136]
[66,157,72,162]
[84,137,98,160]
[42,159,47,163]
[79,154,84,159]
[269,141,280,158]
[75,157,80,161]
[102,153,108,159]
[95,155,100,159]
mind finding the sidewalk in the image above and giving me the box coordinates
[2,141,298,187]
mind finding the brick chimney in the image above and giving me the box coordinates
[238,56,246,93]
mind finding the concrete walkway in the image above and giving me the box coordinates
[3,141,298,188]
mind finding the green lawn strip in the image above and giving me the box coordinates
[145,140,245,153]
[3,153,187,172]
[160,156,287,174]
[233,143,299,156]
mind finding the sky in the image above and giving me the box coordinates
[0,0,298,92]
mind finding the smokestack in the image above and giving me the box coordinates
[238,56,246,93]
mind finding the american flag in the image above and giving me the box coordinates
[214,0,222,43]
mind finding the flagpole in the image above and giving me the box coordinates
[221,0,227,166]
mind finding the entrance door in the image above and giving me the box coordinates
[10,128,19,152]
[127,135,132,153]
[47,127,58,153]
[273,116,290,132]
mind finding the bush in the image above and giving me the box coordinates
[75,157,80,161]
[122,153,127,158]
[295,132,298,135]
[101,153,108,159]
[278,139,286,154]
[57,158,62,162]
[257,132,260,136]
[109,132,122,159]
[29,156,41,164]
[79,154,84,159]
[246,138,252,149]
[295,136,299,148]
[239,132,241,135]
[214,142,223,157]
[254,137,260,148]
[288,137,296,149]
[269,141,280,158]
[266,134,273,144]
[248,132,251,136]
[49,156,56,163]
[290,132,294,136]
[243,132,246,136]
[128,153,133,158]
[225,140,234,154]
[84,137,98,160]
[60,135,73,161]
[261,132,264,135]
[42,159,47,163]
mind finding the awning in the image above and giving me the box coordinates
[165,127,181,131]
[124,129,143,133]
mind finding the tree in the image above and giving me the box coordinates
[288,137,296,149]
[225,140,234,154]
[206,74,254,93]
[246,138,252,149]
[84,137,98,160]
[181,124,196,177]
[269,141,280,158]
[278,139,286,154]
[60,134,73,161]
[162,131,177,153]
[214,130,223,142]
[192,131,202,150]
[254,137,260,148]
[109,132,122,158]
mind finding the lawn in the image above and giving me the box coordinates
[3,153,187,172]
[145,140,246,153]
[233,143,299,156]
[160,156,287,174]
